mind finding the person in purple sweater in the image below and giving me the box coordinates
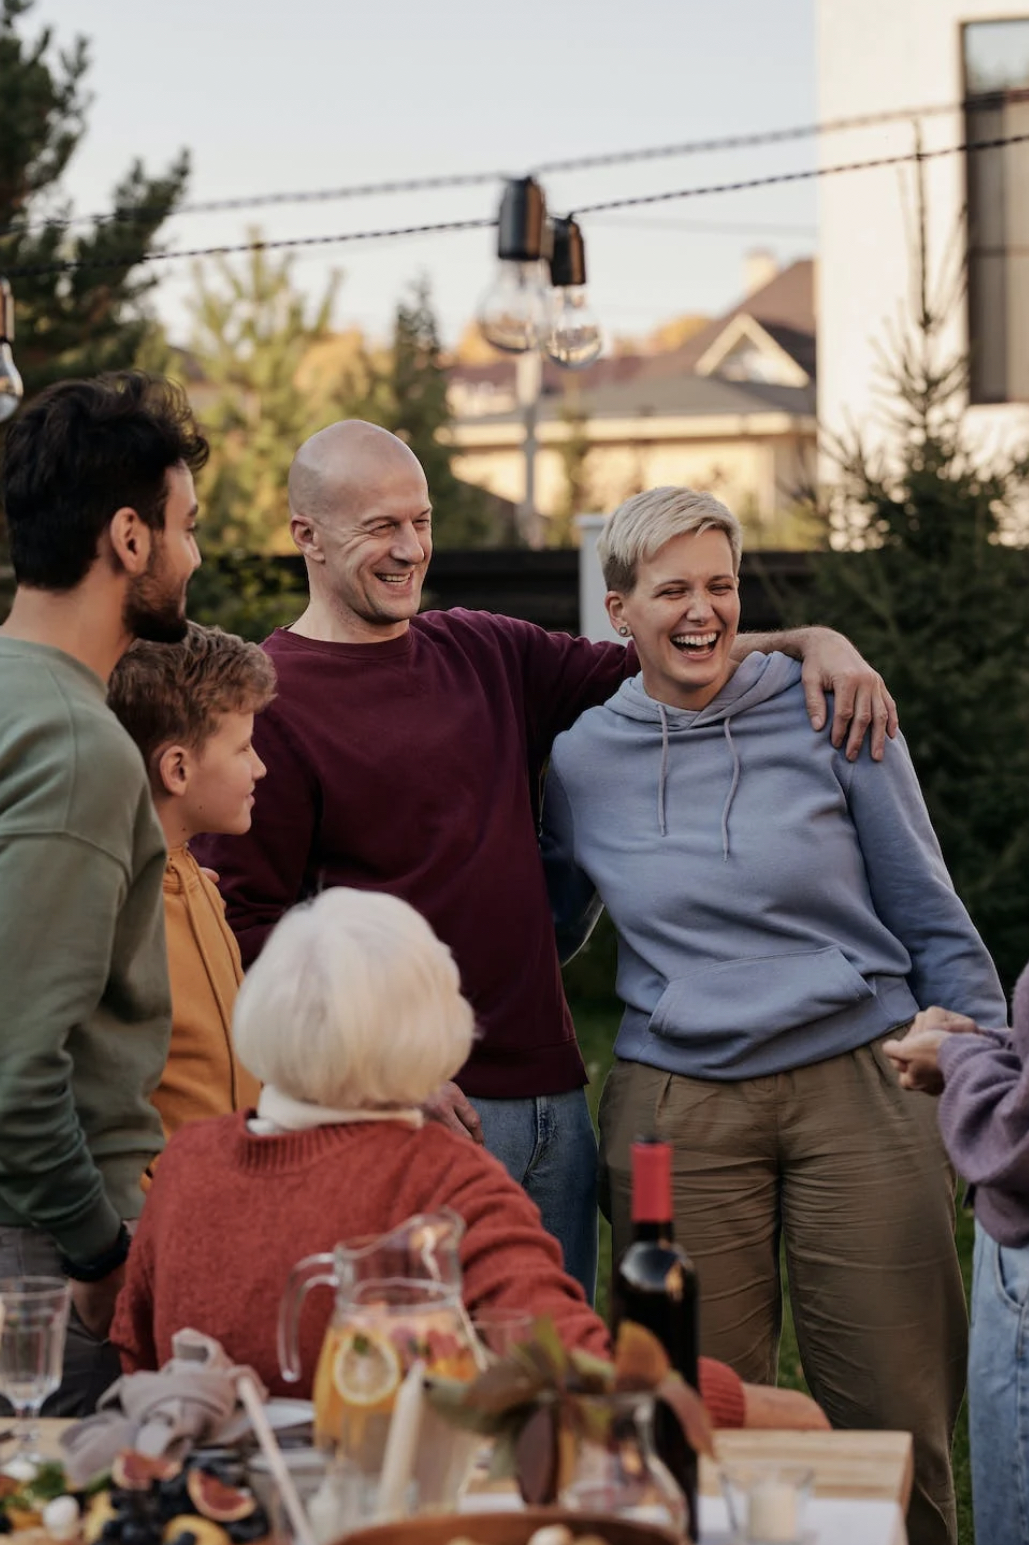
[885,967,1029,1545]
[198,418,896,1297]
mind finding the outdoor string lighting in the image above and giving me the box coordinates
[477,176,549,355]
[0,278,23,423]
[544,216,602,368]
[477,177,602,369]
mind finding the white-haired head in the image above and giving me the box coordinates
[598,486,743,593]
[233,888,475,1108]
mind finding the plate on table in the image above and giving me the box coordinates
[220,1397,314,1443]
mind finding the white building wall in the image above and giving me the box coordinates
[817,0,1029,470]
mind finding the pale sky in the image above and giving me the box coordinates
[30,0,818,350]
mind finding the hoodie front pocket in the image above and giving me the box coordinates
[649,946,875,1047]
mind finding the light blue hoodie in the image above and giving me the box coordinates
[542,652,1006,1080]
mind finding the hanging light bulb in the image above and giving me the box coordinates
[478,177,549,354]
[543,217,602,369]
[0,278,23,425]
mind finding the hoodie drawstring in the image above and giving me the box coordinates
[654,705,740,852]
[656,701,670,837]
[721,717,740,861]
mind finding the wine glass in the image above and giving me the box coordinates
[0,1277,71,1467]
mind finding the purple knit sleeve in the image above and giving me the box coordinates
[937,1028,1029,1190]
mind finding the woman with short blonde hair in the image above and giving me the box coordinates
[543,485,1005,1545]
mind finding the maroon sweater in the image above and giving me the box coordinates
[199,612,632,1099]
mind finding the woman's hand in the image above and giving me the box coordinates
[422,1081,485,1143]
[741,1383,831,1431]
[883,1007,980,1094]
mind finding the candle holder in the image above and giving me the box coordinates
[719,1463,813,1544]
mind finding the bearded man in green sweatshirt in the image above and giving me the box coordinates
[0,371,208,1413]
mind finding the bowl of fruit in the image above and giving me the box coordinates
[0,1451,271,1545]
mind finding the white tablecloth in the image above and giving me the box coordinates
[460,1487,907,1545]
[699,1492,907,1544]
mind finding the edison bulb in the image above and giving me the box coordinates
[543,287,602,369]
[0,341,22,424]
[478,260,547,354]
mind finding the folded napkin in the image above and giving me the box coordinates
[61,1328,267,1486]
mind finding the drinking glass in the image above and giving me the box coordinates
[0,1277,71,1465]
[470,1309,534,1359]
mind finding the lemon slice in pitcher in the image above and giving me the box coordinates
[332,1327,402,1408]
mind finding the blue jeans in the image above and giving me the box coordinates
[969,1220,1029,1545]
[470,1089,598,1303]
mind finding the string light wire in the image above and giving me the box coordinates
[4,126,1028,282]
[1,89,1025,241]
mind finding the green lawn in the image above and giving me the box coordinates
[569,993,976,1544]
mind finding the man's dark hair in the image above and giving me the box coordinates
[1,371,210,591]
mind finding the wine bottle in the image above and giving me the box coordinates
[612,1137,699,1538]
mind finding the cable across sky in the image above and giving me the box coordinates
[1,88,1025,243]
[5,125,1028,282]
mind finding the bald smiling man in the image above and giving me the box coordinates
[199,419,897,1296]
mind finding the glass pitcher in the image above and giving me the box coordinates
[277,1210,483,1470]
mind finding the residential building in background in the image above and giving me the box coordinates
[818,0,1029,467]
[446,258,817,545]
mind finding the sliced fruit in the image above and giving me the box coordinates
[162,1515,230,1545]
[332,1327,401,1408]
[5,1506,42,1531]
[83,1492,117,1545]
[185,1472,255,1525]
[112,1453,183,1490]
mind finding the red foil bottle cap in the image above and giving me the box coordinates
[631,1139,673,1223]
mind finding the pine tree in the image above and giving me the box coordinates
[366,280,494,548]
[181,239,357,639]
[808,290,1029,993]
[550,386,593,547]
[0,0,188,397]
[185,239,343,554]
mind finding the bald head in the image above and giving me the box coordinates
[288,420,425,526]
[287,419,433,640]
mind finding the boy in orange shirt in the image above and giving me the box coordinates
[108,623,276,1137]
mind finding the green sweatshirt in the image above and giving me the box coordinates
[0,638,170,1261]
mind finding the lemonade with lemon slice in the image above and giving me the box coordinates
[312,1296,480,1469]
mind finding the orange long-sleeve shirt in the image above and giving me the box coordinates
[152,847,260,1139]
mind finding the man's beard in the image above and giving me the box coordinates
[122,549,189,644]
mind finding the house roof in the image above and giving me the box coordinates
[466,372,815,426]
[448,258,816,426]
[641,259,815,381]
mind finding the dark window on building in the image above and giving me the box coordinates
[964,19,1029,403]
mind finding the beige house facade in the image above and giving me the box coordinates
[446,259,817,541]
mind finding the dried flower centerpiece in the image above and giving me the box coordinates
[426,1319,713,1507]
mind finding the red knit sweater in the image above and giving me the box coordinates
[112,1114,744,1427]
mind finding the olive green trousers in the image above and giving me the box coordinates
[599,1039,967,1545]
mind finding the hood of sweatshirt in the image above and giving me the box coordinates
[605,652,802,853]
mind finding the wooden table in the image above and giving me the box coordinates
[29,1418,913,1543]
[702,1428,913,1507]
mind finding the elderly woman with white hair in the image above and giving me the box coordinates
[112,885,786,1431]
[541,486,1007,1545]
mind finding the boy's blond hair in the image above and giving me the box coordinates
[108,623,276,778]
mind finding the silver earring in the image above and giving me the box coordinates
[618,626,630,637]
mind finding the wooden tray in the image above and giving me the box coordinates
[339,1509,681,1545]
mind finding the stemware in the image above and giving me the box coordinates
[0,1276,71,1467]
